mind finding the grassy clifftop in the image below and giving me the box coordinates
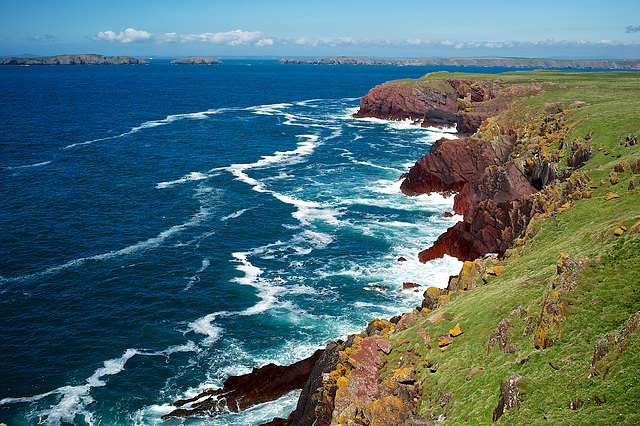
[313,71,640,425]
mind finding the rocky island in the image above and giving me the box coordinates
[279,56,640,70]
[0,54,149,65]
[165,70,640,425]
[169,56,224,65]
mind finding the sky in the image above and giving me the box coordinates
[1,0,639,59]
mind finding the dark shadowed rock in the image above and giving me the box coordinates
[162,349,323,419]
[292,341,343,426]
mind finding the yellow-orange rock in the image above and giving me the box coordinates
[614,227,625,236]
[449,323,463,337]
[630,221,640,234]
[438,333,454,347]
[605,193,620,200]
[487,265,505,276]
[367,395,409,426]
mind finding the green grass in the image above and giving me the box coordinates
[373,70,640,424]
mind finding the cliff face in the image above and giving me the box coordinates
[355,74,553,262]
[353,76,498,134]
[0,54,149,65]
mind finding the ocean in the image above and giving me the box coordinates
[0,60,504,425]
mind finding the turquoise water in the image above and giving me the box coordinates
[0,60,474,425]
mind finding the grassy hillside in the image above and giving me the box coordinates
[324,71,640,425]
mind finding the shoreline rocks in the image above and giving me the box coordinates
[162,349,323,419]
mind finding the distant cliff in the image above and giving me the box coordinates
[0,54,149,65]
[279,56,640,70]
[169,56,224,65]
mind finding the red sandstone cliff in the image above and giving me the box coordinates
[353,75,499,134]
[355,73,553,262]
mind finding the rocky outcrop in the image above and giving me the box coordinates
[492,373,524,422]
[533,253,589,349]
[0,54,149,65]
[487,307,527,356]
[292,341,345,425]
[353,77,497,133]
[590,311,640,378]
[355,75,594,263]
[162,349,323,419]
[170,56,224,65]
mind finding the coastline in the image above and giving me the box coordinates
[278,56,640,70]
[165,69,640,425]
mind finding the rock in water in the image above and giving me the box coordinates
[162,349,323,419]
[170,56,224,65]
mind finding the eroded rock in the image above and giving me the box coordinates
[492,373,523,422]
[163,349,323,419]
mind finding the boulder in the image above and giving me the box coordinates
[449,323,463,337]
[492,373,524,422]
[438,333,454,348]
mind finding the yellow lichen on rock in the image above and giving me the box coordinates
[450,323,463,337]
[367,396,407,426]
[605,193,620,200]
[487,265,505,276]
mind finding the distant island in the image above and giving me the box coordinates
[0,54,149,65]
[278,56,640,69]
[169,56,224,65]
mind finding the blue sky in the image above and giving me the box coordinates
[1,0,639,59]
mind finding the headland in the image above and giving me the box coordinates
[165,69,640,425]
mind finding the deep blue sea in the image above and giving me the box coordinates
[0,60,517,425]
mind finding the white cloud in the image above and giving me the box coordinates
[165,29,272,46]
[94,28,153,43]
[94,28,273,46]
[91,28,640,52]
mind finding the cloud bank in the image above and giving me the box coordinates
[94,28,273,46]
[92,28,640,54]
[94,28,154,43]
